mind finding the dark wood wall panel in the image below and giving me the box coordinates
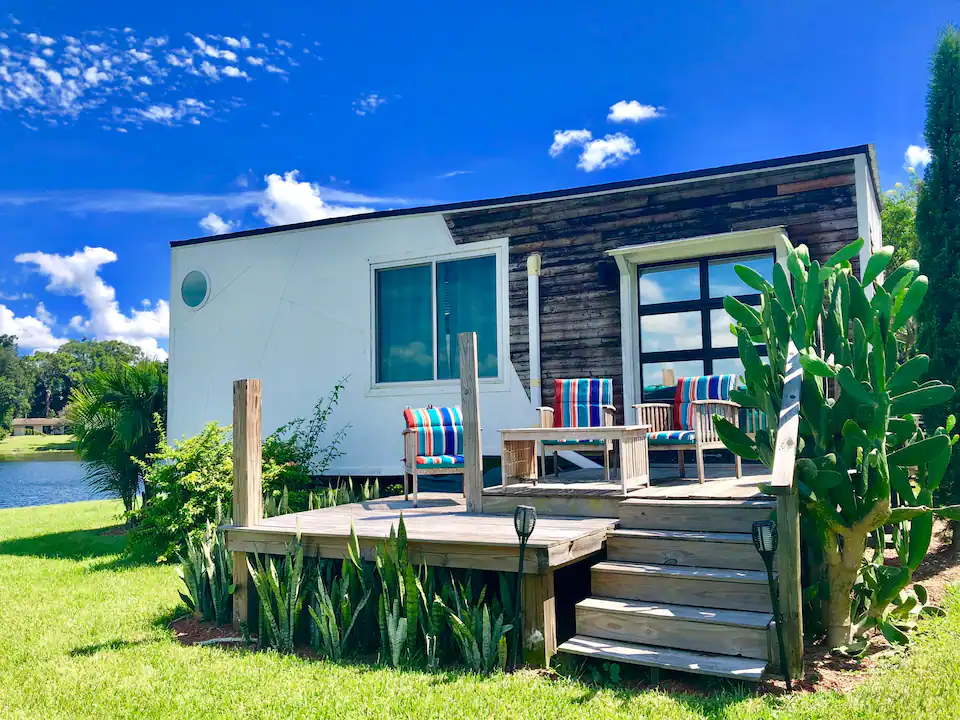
[444,159,860,415]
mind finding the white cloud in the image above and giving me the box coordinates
[0,291,32,301]
[257,171,375,226]
[14,247,169,359]
[549,129,592,157]
[437,169,472,179]
[0,304,66,352]
[0,23,314,129]
[34,301,54,325]
[221,65,247,79]
[578,133,638,172]
[353,92,385,116]
[607,100,663,123]
[199,212,237,235]
[905,144,932,170]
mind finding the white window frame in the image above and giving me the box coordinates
[367,236,510,396]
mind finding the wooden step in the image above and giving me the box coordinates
[606,529,771,571]
[558,634,766,682]
[618,498,776,532]
[575,596,775,659]
[591,561,774,612]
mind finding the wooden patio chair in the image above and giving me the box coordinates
[633,374,765,484]
[402,406,465,508]
[537,378,616,482]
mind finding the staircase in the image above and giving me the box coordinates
[558,497,779,682]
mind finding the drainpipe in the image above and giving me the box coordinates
[527,253,542,408]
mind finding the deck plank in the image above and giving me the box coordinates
[224,492,617,573]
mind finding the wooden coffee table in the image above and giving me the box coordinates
[498,425,650,494]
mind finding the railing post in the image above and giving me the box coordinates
[232,378,263,629]
[459,332,483,513]
[769,342,804,680]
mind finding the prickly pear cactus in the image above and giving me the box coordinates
[714,236,959,647]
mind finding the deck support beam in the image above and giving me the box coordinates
[232,378,263,630]
[522,569,557,667]
[459,331,483,513]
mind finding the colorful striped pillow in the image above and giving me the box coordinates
[403,406,463,457]
[553,378,613,428]
[673,374,737,430]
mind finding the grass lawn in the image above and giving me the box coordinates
[0,433,76,460]
[1,501,959,719]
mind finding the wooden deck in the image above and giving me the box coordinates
[224,493,618,574]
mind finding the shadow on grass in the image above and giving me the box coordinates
[0,527,126,562]
[556,654,762,713]
[69,637,158,657]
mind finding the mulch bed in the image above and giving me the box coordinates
[169,616,249,647]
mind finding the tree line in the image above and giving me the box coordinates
[0,335,161,436]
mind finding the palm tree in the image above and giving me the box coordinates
[67,361,168,513]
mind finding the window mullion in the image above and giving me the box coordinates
[432,261,439,381]
[699,259,713,375]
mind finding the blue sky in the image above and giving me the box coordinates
[0,1,950,358]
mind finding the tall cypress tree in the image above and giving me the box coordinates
[916,26,960,551]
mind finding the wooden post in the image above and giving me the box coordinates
[769,342,804,679]
[459,332,483,513]
[232,378,263,629]
[522,570,557,667]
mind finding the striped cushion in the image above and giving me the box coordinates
[403,407,463,457]
[553,378,613,428]
[415,454,464,468]
[648,430,696,445]
[674,375,737,431]
[541,439,605,446]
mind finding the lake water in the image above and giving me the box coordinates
[0,460,100,509]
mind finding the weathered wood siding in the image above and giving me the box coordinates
[443,159,859,414]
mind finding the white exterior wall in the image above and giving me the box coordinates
[168,212,537,476]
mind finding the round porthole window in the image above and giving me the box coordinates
[181,270,209,309]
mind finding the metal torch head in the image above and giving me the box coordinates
[514,505,537,541]
[752,519,778,557]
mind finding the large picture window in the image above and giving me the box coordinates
[638,251,774,400]
[376,254,499,383]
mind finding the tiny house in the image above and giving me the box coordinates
[167,145,881,476]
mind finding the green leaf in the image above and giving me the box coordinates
[861,245,894,285]
[934,505,960,521]
[888,435,951,467]
[734,264,773,293]
[713,416,760,460]
[891,275,928,331]
[883,260,920,293]
[891,384,956,415]
[723,296,762,329]
[836,366,876,406]
[799,351,837,378]
[887,506,932,524]
[772,263,796,316]
[825,238,865,268]
[787,248,808,283]
[889,355,930,395]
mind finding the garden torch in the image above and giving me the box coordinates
[752,519,791,690]
[513,505,537,669]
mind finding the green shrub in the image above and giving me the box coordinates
[131,421,233,561]
[262,379,349,511]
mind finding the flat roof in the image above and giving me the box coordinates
[172,144,879,249]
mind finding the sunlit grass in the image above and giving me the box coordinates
[0,432,76,459]
[0,500,958,719]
